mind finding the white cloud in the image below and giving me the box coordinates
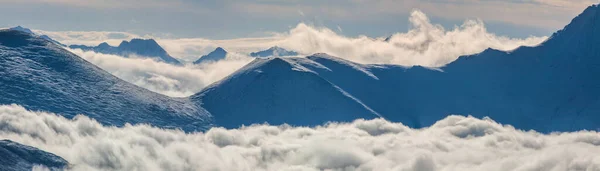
[0,104,599,171]
[69,49,252,97]
[277,10,547,67]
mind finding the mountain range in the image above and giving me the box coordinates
[192,4,600,131]
[1,4,600,133]
[69,39,182,65]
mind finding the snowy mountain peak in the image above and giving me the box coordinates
[8,26,34,35]
[193,47,228,64]
[192,56,380,128]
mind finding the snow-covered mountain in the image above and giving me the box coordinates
[193,47,227,64]
[69,39,182,65]
[192,57,380,128]
[0,140,68,171]
[0,30,212,131]
[8,26,65,46]
[250,46,298,57]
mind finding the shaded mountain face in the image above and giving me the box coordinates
[69,39,182,65]
[250,46,298,57]
[192,57,380,128]
[192,5,600,132]
[0,30,212,132]
[193,47,227,64]
[0,140,68,171]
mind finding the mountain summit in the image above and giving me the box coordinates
[69,38,182,65]
[193,47,228,64]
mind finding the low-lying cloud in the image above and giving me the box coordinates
[1,104,599,171]
[69,49,253,97]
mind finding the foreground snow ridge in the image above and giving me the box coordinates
[0,105,599,171]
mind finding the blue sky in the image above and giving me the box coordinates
[0,0,598,39]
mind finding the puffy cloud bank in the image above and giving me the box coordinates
[1,104,599,171]
[277,10,547,67]
[69,49,253,97]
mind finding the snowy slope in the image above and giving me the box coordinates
[0,30,212,131]
[193,47,227,64]
[0,140,68,171]
[250,46,299,57]
[192,57,380,128]
[69,39,182,65]
[8,26,65,46]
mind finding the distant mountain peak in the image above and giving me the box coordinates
[214,47,226,52]
[193,47,228,64]
[97,42,110,48]
[118,38,160,48]
[250,46,298,57]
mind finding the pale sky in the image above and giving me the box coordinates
[0,0,598,39]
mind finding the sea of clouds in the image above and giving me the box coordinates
[36,10,550,97]
[1,104,599,171]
